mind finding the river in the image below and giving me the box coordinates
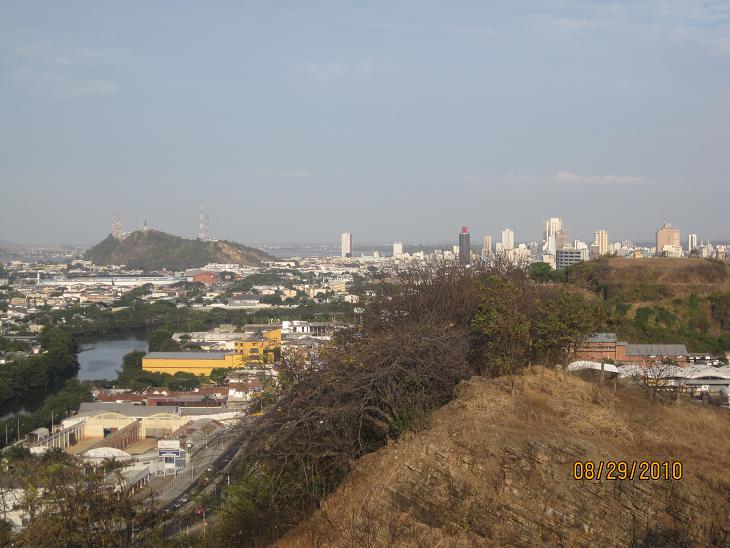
[76,335,149,381]
[0,335,149,421]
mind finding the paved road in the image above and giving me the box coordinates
[141,429,233,507]
[157,417,257,540]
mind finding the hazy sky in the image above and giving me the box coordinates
[1,1,729,246]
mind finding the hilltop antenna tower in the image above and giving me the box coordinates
[112,211,127,240]
[198,200,209,241]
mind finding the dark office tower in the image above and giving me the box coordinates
[459,226,471,265]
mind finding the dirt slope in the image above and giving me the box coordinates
[278,368,730,547]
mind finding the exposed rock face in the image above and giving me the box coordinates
[279,369,730,547]
[83,230,274,270]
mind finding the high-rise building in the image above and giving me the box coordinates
[458,226,471,264]
[688,233,698,253]
[392,241,404,256]
[594,229,609,256]
[341,232,352,258]
[543,217,563,253]
[501,228,515,250]
[656,222,681,256]
[482,235,493,254]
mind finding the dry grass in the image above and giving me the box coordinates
[596,257,730,295]
[278,367,730,547]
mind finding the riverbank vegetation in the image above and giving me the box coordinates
[0,327,90,448]
[27,298,355,339]
[0,327,77,408]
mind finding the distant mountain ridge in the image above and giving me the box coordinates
[0,240,78,252]
[0,240,22,251]
[83,230,274,270]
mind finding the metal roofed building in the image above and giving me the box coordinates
[76,402,180,417]
[142,351,241,376]
[144,351,231,360]
[577,334,690,365]
[144,330,282,375]
[626,344,689,361]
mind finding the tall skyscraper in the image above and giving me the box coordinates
[392,241,404,256]
[688,233,698,253]
[543,217,563,254]
[656,222,681,256]
[341,232,352,258]
[501,228,515,250]
[594,229,609,256]
[458,226,471,264]
[482,235,493,254]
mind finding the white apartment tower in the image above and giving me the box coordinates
[482,235,493,254]
[392,241,404,256]
[594,229,609,256]
[341,232,352,258]
[544,217,563,254]
[688,233,698,253]
[501,228,515,250]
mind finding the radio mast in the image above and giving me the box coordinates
[198,200,209,241]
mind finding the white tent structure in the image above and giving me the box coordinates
[568,361,620,374]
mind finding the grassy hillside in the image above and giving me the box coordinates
[563,257,730,353]
[83,230,274,270]
[279,368,730,547]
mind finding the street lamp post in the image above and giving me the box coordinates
[186,441,193,480]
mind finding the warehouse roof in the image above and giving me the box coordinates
[144,351,231,360]
[77,402,179,417]
[626,344,689,357]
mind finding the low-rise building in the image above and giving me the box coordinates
[143,329,281,375]
[576,332,691,365]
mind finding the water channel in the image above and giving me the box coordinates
[76,335,149,381]
[0,334,149,421]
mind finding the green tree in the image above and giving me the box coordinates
[532,288,602,366]
[8,452,159,546]
[147,328,179,352]
[471,276,531,391]
[529,262,553,283]
[210,367,229,385]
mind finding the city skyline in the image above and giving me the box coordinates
[2,2,730,245]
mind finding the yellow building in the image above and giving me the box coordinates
[233,328,281,365]
[142,329,281,376]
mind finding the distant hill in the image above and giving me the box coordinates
[0,240,22,251]
[0,240,78,252]
[83,230,274,270]
[563,257,730,353]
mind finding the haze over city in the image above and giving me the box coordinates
[1,1,729,245]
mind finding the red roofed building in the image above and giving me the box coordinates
[193,271,218,286]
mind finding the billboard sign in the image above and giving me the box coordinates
[158,439,181,451]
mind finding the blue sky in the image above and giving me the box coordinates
[1,1,729,245]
